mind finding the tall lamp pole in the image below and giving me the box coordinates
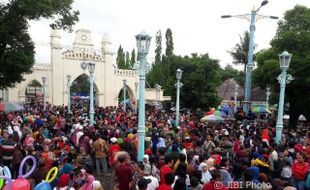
[87,62,96,126]
[136,31,151,161]
[42,77,47,112]
[234,84,239,111]
[67,75,71,114]
[276,51,293,144]
[134,82,139,114]
[155,83,161,103]
[123,79,127,112]
[175,69,183,127]
[221,0,278,114]
[266,86,271,110]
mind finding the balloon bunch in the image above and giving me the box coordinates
[0,155,36,190]
[34,167,58,190]
[23,116,35,124]
[0,167,11,189]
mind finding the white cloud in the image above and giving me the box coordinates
[29,0,310,68]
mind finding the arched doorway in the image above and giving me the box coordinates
[117,85,134,109]
[25,80,43,104]
[70,74,99,106]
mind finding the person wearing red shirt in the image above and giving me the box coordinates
[203,170,228,190]
[291,152,309,190]
[157,172,175,190]
[109,137,121,166]
[160,155,174,184]
[115,154,133,190]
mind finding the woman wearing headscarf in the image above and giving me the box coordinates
[79,174,95,190]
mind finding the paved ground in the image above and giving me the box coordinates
[96,175,113,190]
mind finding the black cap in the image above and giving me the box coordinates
[138,178,151,189]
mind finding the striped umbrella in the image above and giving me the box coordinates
[201,114,225,123]
[0,102,24,113]
[213,110,228,118]
[252,106,271,114]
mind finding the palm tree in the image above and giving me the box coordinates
[228,31,251,73]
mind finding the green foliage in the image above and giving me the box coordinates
[70,74,90,95]
[155,30,162,64]
[116,45,126,69]
[0,0,79,89]
[125,51,130,68]
[147,54,222,110]
[219,65,245,86]
[165,28,174,57]
[116,46,135,69]
[253,5,310,128]
[228,31,250,73]
[130,49,136,68]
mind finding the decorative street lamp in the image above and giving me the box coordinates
[266,86,271,110]
[41,77,47,112]
[234,84,239,111]
[155,83,161,103]
[136,31,151,161]
[134,82,138,114]
[87,62,96,126]
[276,51,293,144]
[221,0,278,114]
[123,79,127,112]
[67,75,72,114]
[175,68,183,127]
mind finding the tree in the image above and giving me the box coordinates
[155,30,162,64]
[0,0,79,89]
[116,45,126,69]
[165,28,174,57]
[219,65,245,86]
[228,31,250,73]
[125,51,130,69]
[70,74,90,95]
[253,5,310,129]
[147,54,222,110]
[130,49,136,68]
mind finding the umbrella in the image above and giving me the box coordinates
[252,106,271,114]
[201,114,224,123]
[0,102,24,113]
[213,110,228,118]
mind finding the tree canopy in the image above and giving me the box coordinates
[253,5,310,128]
[0,0,79,89]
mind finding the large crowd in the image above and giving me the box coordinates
[0,103,309,190]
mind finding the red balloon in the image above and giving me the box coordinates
[3,178,30,190]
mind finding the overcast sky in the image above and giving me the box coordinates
[29,0,310,69]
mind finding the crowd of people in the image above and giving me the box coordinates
[0,103,309,190]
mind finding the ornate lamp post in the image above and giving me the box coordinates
[175,69,183,127]
[87,62,96,126]
[123,79,127,112]
[136,31,151,161]
[134,82,138,114]
[67,75,72,114]
[234,84,239,111]
[276,51,293,144]
[266,86,271,109]
[41,77,47,111]
[221,0,278,114]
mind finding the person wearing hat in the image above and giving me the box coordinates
[138,177,152,190]
[109,137,120,166]
[140,165,159,190]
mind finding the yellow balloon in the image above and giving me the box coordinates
[45,167,58,183]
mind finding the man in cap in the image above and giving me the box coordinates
[142,163,159,190]
[138,177,152,190]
